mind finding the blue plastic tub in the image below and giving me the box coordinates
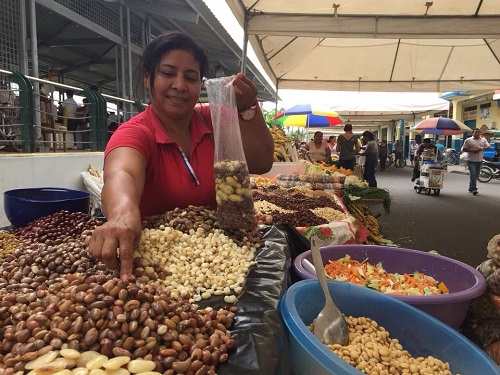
[4,187,90,227]
[279,280,499,375]
[293,245,487,329]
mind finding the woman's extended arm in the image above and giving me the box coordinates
[88,147,146,280]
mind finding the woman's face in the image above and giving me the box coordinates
[146,49,201,121]
[314,132,324,143]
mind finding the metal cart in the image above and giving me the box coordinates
[414,156,445,195]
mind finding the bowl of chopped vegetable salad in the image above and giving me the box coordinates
[293,245,487,329]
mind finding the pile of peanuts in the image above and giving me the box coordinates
[0,231,20,256]
[311,316,458,375]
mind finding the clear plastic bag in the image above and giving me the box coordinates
[205,77,258,232]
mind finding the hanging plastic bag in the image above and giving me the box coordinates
[81,165,103,216]
[205,76,258,232]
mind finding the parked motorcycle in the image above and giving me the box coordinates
[445,148,461,165]
[478,160,500,183]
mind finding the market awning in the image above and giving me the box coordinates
[225,0,500,92]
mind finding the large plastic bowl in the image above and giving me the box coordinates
[293,245,487,329]
[279,279,499,375]
[4,187,90,227]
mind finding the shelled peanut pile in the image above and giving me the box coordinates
[0,207,261,374]
[310,316,458,375]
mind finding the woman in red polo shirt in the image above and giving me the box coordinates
[88,31,274,280]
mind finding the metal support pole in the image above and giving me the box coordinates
[28,0,41,143]
[119,5,126,100]
[125,6,134,120]
[240,11,249,74]
[19,0,28,75]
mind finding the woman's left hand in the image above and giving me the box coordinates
[232,73,258,110]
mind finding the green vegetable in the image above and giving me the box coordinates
[342,185,392,214]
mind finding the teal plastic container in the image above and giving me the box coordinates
[279,280,500,375]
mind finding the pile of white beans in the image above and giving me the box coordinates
[313,316,459,375]
[17,349,162,375]
[135,226,257,304]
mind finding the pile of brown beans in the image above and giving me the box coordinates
[0,274,236,374]
[143,206,218,235]
[0,237,111,294]
[10,210,103,245]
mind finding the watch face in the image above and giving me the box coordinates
[241,107,256,121]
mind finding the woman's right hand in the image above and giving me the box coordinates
[87,209,142,281]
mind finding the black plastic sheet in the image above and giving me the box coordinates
[198,225,299,375]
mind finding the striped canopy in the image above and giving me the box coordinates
[411,117,472,135]
[274,104,344,127]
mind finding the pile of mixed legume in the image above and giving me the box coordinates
[0,207,260,374]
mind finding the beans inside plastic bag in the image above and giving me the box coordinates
[205,77,258,232]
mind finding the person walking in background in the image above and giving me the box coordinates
[378,139,388,171]
[305,131,331,162]
[62,90,78,149]
[360,131,378,187]
[462,129,491,195]
[393,140,403,165]
[412,138,437,182]
[409,140,419,166]
[336,123,359,170]
[436,141,445,163]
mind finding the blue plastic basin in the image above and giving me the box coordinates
[4,187,90,227]
[279,280,500,375]
[293,245,487,329]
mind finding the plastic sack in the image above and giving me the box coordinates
[487,269,500,295]
[205,77,257,232]
[477,259,499,278]
[81,170,103,215]
[487,234,500,266]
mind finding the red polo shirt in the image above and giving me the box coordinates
[105,105,216,219]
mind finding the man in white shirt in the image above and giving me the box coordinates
[62,90,78,149]
[461,129,491,195]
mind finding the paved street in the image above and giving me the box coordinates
[371,162,500,268]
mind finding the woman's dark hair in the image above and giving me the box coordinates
[135,31,209,101]
[344,123,353,132]
[362,130,375,141]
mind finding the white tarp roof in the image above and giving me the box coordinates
[225,0,500,92]
[329,92,449,121]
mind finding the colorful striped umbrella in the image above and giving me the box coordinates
[410,117,472,135]
[274,104,344,127]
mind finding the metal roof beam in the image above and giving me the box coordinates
[59,59,114,74]
[35,0,142,54]
[122,0,199,23]
[246,14,500,39]
[39,38,112,47]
